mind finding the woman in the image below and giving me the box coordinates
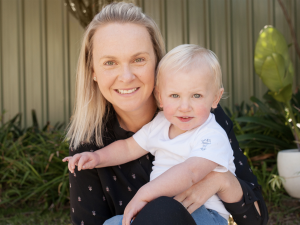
[66,2,268,225]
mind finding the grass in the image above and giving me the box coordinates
[0,206,71,225]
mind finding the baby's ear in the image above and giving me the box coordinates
[212,88,224,109]
[154,87,163,108]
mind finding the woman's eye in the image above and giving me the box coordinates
[171,94,179,98]
[193,94,201,98]
[134,58,144,63]
[104,61,115,66]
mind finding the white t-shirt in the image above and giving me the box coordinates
[133,111,236,220]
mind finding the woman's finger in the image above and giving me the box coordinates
[122,215,128,225]
[124,211,133,225]
[186,202,199,214]
[174,189,188,203]
[180,196,193,211]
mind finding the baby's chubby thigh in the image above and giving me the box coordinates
[103,215,123,225]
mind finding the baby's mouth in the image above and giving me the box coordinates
[177,117,193,122]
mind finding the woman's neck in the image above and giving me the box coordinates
[113,95,157,133]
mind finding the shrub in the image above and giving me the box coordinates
[0,110,69,211]
[225,90,300,205]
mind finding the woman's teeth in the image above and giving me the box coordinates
[117,88,138,94]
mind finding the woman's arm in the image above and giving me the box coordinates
[68,144,113,225]
[175,105,268,225]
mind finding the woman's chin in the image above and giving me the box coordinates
[113,100,146,113]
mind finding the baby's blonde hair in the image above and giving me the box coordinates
[155,44,223,93]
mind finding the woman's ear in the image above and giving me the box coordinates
[92,71,97,82]
[212,88,224,109]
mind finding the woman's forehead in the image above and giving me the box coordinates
[93,23,154,57]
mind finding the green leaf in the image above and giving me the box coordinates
[235,116,289,133]
[260,53,293,93]
[268,84,293,103]
[236,133,293,149]
[254,26,290,76]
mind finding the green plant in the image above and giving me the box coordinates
[254,26,300,150]
[0,110,69,211]
[226,90,300,204]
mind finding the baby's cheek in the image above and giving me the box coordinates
[195,106,211,119]
[161,104,175,120]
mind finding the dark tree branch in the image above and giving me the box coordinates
[277,0,300,60]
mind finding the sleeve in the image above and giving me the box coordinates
[69,144,112,225]
[213,105,269,225]
[132,121,152,151]
[190,131,232,173]
[133,112,163,151]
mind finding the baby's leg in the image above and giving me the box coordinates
[191,205,227,225]
[103,215,123,225]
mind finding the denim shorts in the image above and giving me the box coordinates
[103,205,227,225]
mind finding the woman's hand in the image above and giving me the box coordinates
[62,152,100,173]
[122,196,148,225]
[174,171,243,214]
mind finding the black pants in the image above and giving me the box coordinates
[131,196,197,225]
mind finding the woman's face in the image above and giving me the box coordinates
[92,23,156,113]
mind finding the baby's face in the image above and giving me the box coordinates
[157,61,222,132]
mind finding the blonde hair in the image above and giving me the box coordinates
[66,2,165,149]
[156,44,223,92]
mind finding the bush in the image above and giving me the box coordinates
[225,90,300,205]
[0,110,69,211]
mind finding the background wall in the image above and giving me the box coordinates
[0,0,299,127]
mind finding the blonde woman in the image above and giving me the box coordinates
[66,3,268,225]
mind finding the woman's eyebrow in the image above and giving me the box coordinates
[99,55,117,60]
[132,52,150,57]
[99,52,149,60]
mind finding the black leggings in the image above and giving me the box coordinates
[131,196,197,225]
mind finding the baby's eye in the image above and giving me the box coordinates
[104,61,115,66]
[170,94,179,98]
[193,94,201,98]
[134,58,144,63]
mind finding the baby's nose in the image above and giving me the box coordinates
[179,101,192,111]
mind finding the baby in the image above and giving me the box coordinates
[64,44,235,225]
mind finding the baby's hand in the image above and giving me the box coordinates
[122,197,148,225]
[62,152,100,173]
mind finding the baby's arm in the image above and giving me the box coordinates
[122,157,218,225]
[63,137,148,173]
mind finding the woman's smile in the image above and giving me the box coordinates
[115,87,140,95]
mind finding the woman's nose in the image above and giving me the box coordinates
[118,65,135,83]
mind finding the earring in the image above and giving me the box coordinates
[93,77,97,81]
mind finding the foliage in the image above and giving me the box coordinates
[254,26,300,150]
[226,90,300,205]
[65,0,141,28]
[0,110,69,211]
